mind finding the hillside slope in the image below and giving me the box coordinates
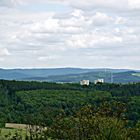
[24,71,140,83]
[0,68,140,83]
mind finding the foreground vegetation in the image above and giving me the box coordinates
[0,80,140,139]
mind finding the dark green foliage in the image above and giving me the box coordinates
[10,102,139,140]
[0,80,140,139]
[46,103,131,140]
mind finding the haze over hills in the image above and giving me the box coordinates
[0,68,140,83]
[45,71,140,84]
[0,68,94,80]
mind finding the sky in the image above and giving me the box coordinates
[0,0,140,69]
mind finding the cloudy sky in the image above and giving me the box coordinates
[0,0,140,69]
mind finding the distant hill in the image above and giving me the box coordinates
[0,68,140,83]
[31,71,140,84]
[0,68,92,80]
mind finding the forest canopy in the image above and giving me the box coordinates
[0,80,140,139]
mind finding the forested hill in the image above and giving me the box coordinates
[0,68,92,80]
[0,68,140,83]
[40,71,140,83]
[1,79,140,125]
[0,80,140,139]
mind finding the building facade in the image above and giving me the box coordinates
[94,79,104,84]
[80,80,90,86]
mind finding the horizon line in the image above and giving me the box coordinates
[0,67,139,71]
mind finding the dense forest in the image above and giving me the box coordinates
[0,80,140,139]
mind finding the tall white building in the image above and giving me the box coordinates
[94,79,104,84]
[80,80,90,86]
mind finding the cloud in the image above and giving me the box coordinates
[0,0,140,69]
[67,0,128,10]
[0,0,139,10]
[91,12,113,26]
[31,19,59,33]
[0,48,10,56]
[128,0,140,9]
[66,33,122,49]
[38,56,58,61]
[0,0,24,7]
[67,0,140,10]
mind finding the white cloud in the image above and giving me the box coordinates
[91,12,113,26]
[1,0,140,10]
[71,9,84,17]
[0,0,24,7]
[66,0,140,10]
[31,19,59,33]
[115,17,127,24]
[0,58,4,62]
[66,33,123,49]
[38,56,57,61]
[128,0,140,9]
[68,0,128,10]
[0,0,140,69]
[0,48,10,56]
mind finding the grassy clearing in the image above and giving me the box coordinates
[0,128,52,140]
[0,128,27,140]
